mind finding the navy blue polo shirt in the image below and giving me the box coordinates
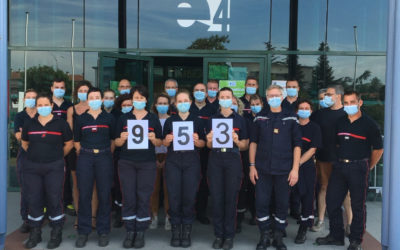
[163,113,206,152]
[74,110,116,150]
[311,107,346,162]
[22,116,73,163]
[189,102,218,128]
[300,121,322,167]
[116,112,163,162]
[206,111,249,152]
[169,104,178,116]
[14,109,35,134]
[206,98,219,110]
[281,98,298,113]
[52,100,73,120]
[335,112,383,160]
[250,109,302,175]
[240,95,269,118]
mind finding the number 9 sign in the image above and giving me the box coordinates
[212,119,233,148]
[173,121,194,151]
[127,120,149,149]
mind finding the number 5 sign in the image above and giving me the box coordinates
[212,119,233,148]
[127,120,148,149]
[173,121,194,151]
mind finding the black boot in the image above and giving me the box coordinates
[256,231,271,250]
[222,238,233,250]
[47,225,63,249]
[272,230,287,250]
[212,238,224,249]
[75,234,88,248]
[316,234,345,246]
[133,231,145,248]
[123,232,135,248]
[24,227,42,249]
[170,224,181,247]
[181,224,192,248]
[348,240,362,250]
[236,212,244,233]
[19,221,30,233]
[294,224,308,244]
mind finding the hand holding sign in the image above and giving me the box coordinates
[127,120,149,149]
[173,121,194,151]
[212,119,233,148]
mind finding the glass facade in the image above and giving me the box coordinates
[7,0,387,191]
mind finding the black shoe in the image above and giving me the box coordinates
[256,231,271,250]
[98,234,109,247]
[272,231,287,250]
[113,210,123,228]
[236,212,244,233]
[181,224,192,248]
[170,224,181,247]
[47,225,63,249]
[123,232,135,248]
[65,204,76,216]
[24,227,42,249]
[75,234,88,248]
[348,240,362,250]
[294,225,307,244]
[197,214,210,225]
[212,238,224,249]
[19,221,30,234]
[222,238,233,250]
[315,234,345,246]
[133,231,145,248]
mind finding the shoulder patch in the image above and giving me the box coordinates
[254,116,269,122]
[282,116,299,123]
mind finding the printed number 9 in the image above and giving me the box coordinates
[132,125,144,144]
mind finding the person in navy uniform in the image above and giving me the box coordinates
[190,82,218,225]
[316,91,383,250]
[293,100,322,244]
[118,79,132,96]
[165,78,179,115]
[21,93,73,249]
[115,85,163,249]
[163,89,206,247]
[240,77,268,118]
[73,88,116,248]
[206,79,220,110]
[14,89,37,233]
[206,87,249,250]
[249,84,302,250]
[282,80,300,112]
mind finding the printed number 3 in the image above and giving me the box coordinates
[216,122,229,144]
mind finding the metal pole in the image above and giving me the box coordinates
[353,25,358,90]
[0,0,9,248]
[268,0,272,46]
[24,12,29,92]
[71,19,75,102]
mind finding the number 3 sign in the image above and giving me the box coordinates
[127,120,148,149]
[173,121,194,151]
[212,119,233,148]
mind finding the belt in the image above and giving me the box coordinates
[81,147,111,154]
[212,148,239,153]
[338,158,368,163]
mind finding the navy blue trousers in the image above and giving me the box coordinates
[256,173,289,232]
[326,160,370,243]
[16,148,29,222]
[23,158,65,228]
[76,151,113,235]
[208,151,242,238]
[165,151,201,225]
[294,163,316,227]
[118,159,156,232]
[196,147,210,217]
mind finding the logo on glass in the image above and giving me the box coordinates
[177,0,231,32]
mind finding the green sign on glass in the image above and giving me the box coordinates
[219,80,246,97]
[209,64,229,79]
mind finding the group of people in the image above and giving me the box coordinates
[14,76,383,250]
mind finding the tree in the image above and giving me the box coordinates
[264,41,279,63]
[187,35,230,50]
[312,42,335,90]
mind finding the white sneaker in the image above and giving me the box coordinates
[149,215,158,229]
[164,217,171,231]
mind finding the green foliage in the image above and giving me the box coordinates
[187,35,230,50]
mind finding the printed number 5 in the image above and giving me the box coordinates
[178,126,190,145]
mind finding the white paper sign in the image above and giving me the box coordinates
[127,120,148,149]
[212,119,233,148]
[173,121,194,151]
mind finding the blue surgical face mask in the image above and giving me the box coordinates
[121,106,133,114]
[231,105,238,112]
[246,87,257,95]
[37,106,52,117]
[323,95,334,107]
[268,97,282,108]
[24,98,36,108]
[251,105,262,114]
[133,101,146,110]
[219,99,232,109]
[286,88,298,97]
[88,99,102,111]
[103,100,114,109]
[78,92,87,102]
[194,91,206,101]
[344,105,359,115]
[53,89,65,98]
[156,105,169,114]
[297,109,311,119]
[319,99,329,108]
[208,90,217,98]
[177,102,191,113]
[166,89,177,97]
[120,89,130,95]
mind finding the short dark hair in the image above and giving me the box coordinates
[249,94,263,104]
[218,87,233,98]
[25,88,38,97]
[103,88,116,97]
[343,90,361,101]
[52,78,65,85]
[246,76,258,84]
[36,93,53,104]
[296,99,314,111]
[73,80,93,102]
[207,79,219,85]
[131,85,149,100]
[115,94,132,111]
[151,92,171,114]
[87,87,103,99]
[193,82,206,91]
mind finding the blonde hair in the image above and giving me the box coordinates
[233,96,245,116]
[266,84,284,96]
